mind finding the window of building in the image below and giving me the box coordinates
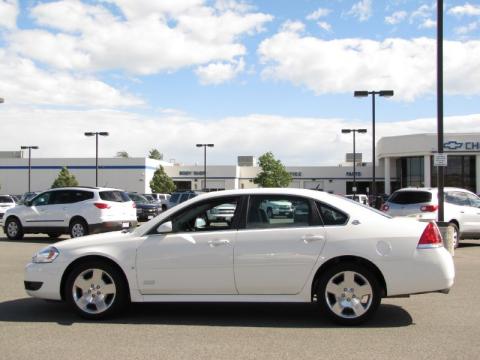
[431,155,476,193]
[399,157,424,187]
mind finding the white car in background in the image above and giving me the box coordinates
[3,187,137,240]
[24,188,454,325]
[0,195,16,221]
[382,187,480,248]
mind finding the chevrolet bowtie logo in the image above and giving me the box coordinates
[444,141,463,150]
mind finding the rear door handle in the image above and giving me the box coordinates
[302,235,325,243]
[208,239,231,247]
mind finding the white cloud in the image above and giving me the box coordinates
[0,50,142,107]
[1,107,480,165]
[348,0,373,22]
[7,0,272,80]
[448,3,480,17]
[280,20,306,33]
[410,3,435,23]
[385,10,407,25]
[455,21,479,35]
[420,18,436,29]
[258,29,480,101]
[195,58,245,85]
[0,0,18,29]
[306,8,331,21]
[317,21,332,32]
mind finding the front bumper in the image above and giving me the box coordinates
[90,220,138,234]
[24,262,65,300]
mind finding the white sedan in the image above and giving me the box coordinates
[24,188,454,325]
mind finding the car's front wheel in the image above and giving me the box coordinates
[65,261,128,319]
[316,263,381,325]
[5,217,24,240]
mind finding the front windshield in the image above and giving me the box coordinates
[129,194,148,204]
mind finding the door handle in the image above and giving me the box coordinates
[302,235,325,243]
[208,239,230,247]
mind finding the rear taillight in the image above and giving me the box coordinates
[94,203,111,209]
[132,202,136,208]
[420,204,438,212]
[381,204,389,212]
[417,222,443,248]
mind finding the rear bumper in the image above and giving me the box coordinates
[382,246,455,297]
[89,220,138,234]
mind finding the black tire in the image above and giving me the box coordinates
[449,222,460,249]
[316,262,382,326]
[69,218,89,238]
[162,204,167,212]
[5,217,24,240]
[65,260,128,320]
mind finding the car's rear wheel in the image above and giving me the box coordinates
[5,217,24,240]
[69,218,89,238]
[449,222,460,249]
[65,261,128,319]
[316,263,381,325]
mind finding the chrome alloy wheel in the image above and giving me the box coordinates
[71,223,86,238]
[6,221,18,237]
[452,227,459,248]
[72,269,116,314]
[325,271,373,319]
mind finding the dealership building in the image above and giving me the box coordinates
[0,133,479,196]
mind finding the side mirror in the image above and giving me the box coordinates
[156,221,173,234]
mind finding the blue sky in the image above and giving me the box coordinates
[0,0,479,165]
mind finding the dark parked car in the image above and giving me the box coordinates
[128,193,161,221]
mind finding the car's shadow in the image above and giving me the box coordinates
[0,236,69,245]
[0,298,412,328]
[458,241,480,248]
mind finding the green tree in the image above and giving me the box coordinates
[148,148,163,160]
[51,167,79,188]
[116,151,129,158]
[253,152,292,188]
[150,165,176,193]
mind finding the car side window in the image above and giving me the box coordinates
[31,192,52,206]
[246,195,311,229]
[316,202,348,226]
[466,193,480,208]
[50,190,73,204]
[167,197,239,233]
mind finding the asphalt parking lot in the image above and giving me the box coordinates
[1,231,480,360]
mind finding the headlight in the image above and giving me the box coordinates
[32,246,59,263]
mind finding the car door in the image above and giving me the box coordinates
[23,191,56,228]
[234,195,326,295]
[465,193,480,233]
[136,196,241,295]
[446,191,478,233]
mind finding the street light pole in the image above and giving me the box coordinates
[437,0,445,223]
[196,144,214,191]
[20,146,39,192]
[354,90,394,198]
[342,129,367,196]
[84,132,109,187]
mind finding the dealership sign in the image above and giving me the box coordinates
[444,141,480,151]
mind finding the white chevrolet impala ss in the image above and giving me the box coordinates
[24,188,454,325]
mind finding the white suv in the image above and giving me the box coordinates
[382,187,480,247]
[2,187,137,240]
[0,195,16,221]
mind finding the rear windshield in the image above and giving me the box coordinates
[388,191,432,204]
[99,191,130,202]
[0,196,13,203]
